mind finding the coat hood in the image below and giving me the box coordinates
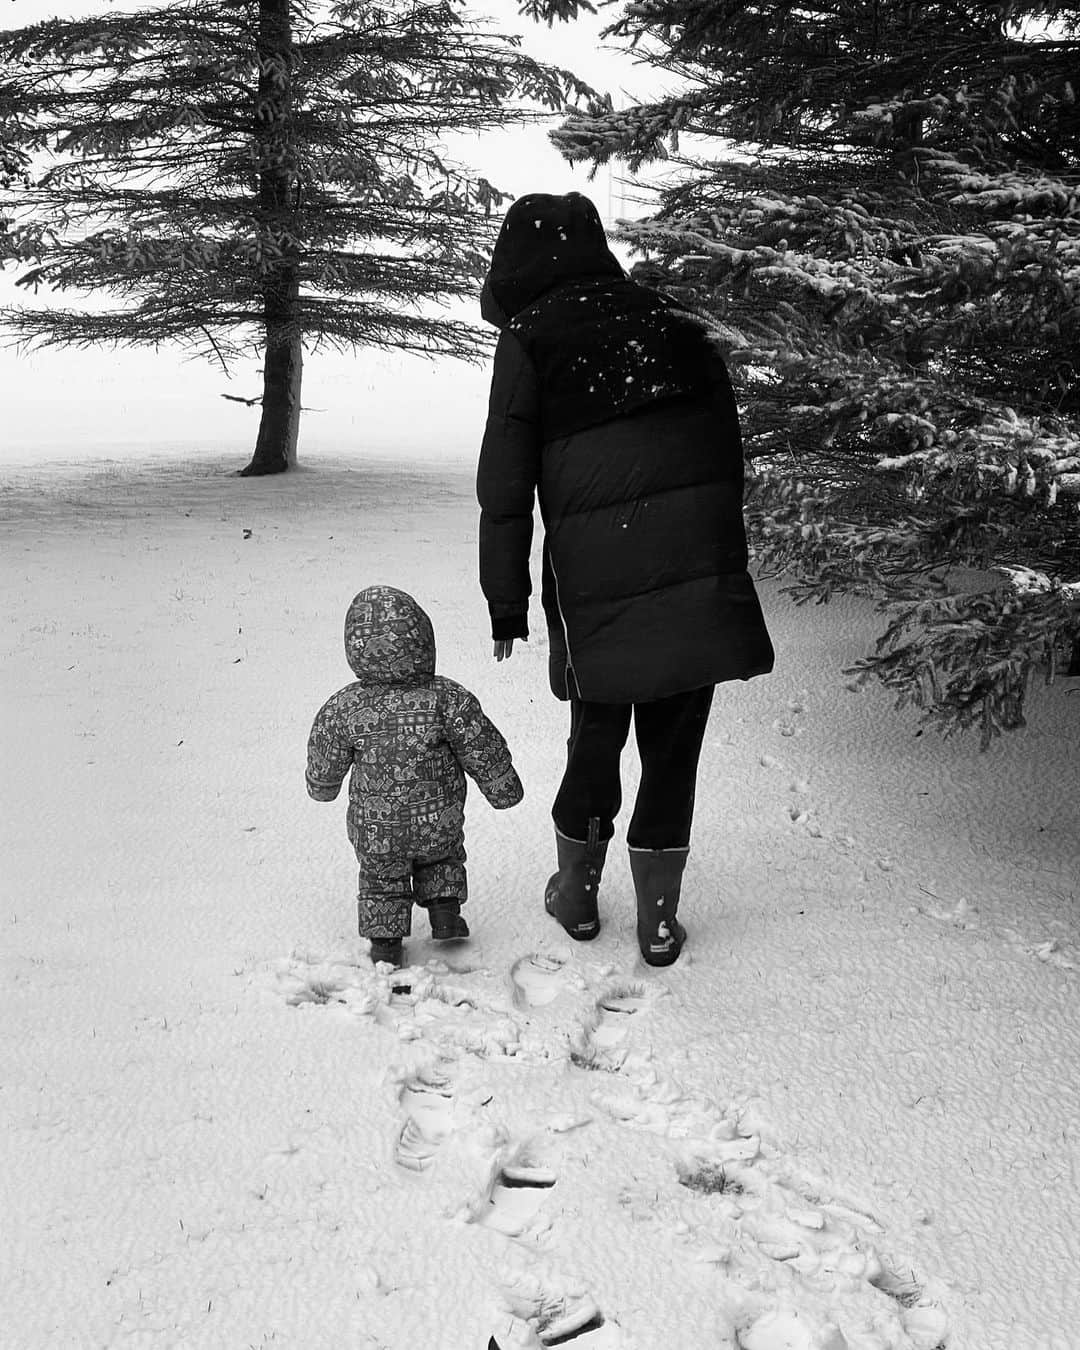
[480,192,625,327]
[344,586,435,684]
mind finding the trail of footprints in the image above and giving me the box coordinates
[767,696,1076,963]
[395,1062,458,1173]
[275,948,948,1350]
[763,693,900,871]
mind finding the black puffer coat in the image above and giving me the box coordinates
[477,192,775,703]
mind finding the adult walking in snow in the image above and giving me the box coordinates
[476,191,775,966]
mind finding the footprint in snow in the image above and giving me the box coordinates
[700,1159,950,1347]
[737,1306,846,1350]
[537,1305,611,1347]
[474,1159,558,1239]
[283,973,349,1006]
[274,950,370,1008]
[780,1169,885,1235]
[571,981,656,1071]
[596,984,653,1018]
[737,1288,947,1350]
[394,1063,458,1172]
[274,949,421,1016]
[510,951,574,1009]
[496,1266,614,1347]
[490,1322,619,1350]
[591,1068,760,1158]
[1023,937,1076,971]
[772,693,809,740]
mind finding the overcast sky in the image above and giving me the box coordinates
[1,1,674,460]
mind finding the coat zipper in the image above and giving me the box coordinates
[548,554,577,699]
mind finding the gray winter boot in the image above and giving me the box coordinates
[426,899,470,941]
[629,846,689,966]
[544,818,608,940]
[369,937,404,967]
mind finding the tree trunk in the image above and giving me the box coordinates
[241,274,302,475]
[239,0,301,477]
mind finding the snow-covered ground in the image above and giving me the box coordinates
[2,447,1077,1350]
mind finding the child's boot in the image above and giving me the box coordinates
[629,845,689,966]
[359,890,409,967]
[427,899,470,941]
[369,937,404,967]
[544,818,607,940]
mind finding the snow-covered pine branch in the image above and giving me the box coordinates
[543,0,1080,741]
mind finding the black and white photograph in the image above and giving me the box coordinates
[2,1,1077,1346]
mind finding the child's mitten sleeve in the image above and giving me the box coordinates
[439,679,523,809]
[306,695,353,801]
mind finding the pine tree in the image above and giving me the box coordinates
[537,0,1080,744]
[0,26,27,192]
[0,0,592,474]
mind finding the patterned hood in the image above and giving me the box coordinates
[344,586,435,684]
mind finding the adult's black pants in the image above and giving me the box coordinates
[551,685,715,850]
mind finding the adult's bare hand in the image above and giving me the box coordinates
[493,639,515,661]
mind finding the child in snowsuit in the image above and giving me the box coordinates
[306,585,523,967]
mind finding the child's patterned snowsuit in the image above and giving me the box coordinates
[306,586,523,940]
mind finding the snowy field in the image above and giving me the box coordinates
[2,446,1078,1350]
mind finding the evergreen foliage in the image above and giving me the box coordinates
[0,0,592,472]
[540,0,1080,743]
